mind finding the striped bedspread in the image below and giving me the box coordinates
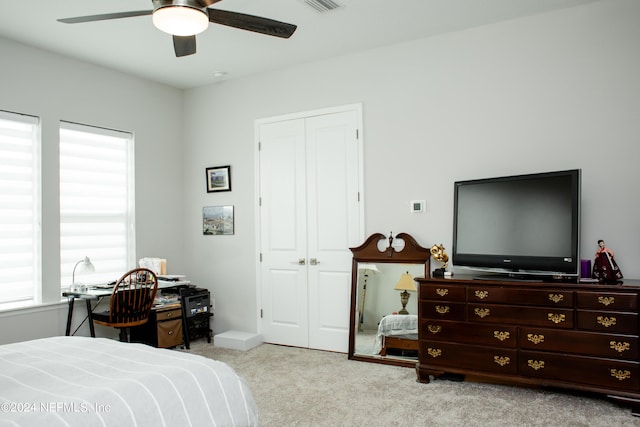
[0,336,258,426]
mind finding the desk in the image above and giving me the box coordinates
[63,280,191,337]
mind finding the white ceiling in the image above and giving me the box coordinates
[0,0,600,89]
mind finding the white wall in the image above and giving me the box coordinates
[0,38,185,343]
[183,0,640,335]
[1,0,638,344]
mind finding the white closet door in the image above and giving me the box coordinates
[259,118,309,348]
[306,111,360,352]
[258,107,361,352]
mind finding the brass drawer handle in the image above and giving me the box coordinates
[436,288,449,297]
[427,348,442,358]
[494,356,510,366]
[548,294,564,303]
[435,305,450,315]
[475,290,488,300]
[493,331,510,341]
[610,369,631,381]
[474,308,490,318]
[166,312,173,318]
[427,325,442,334]
[528,360,545,370]
[598,296,615,306]
[547,313,566,324]
[610,341,631,353]
[597,316,617,328]
[527,334,545,344]
[168,330,174,335]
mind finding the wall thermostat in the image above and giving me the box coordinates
[410,200,425,213]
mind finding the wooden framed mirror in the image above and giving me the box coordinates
[348,232,431,367]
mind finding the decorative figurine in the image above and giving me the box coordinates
[592,239,623,284]
[430,243,449,278]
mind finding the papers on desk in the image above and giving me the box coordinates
[92,281,116,289]
[158,275,186,281]
[159,280,191,289]
[158,274,190,288]
[154,293,180,306]
[88,276,188,288]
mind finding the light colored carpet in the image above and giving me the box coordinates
[185,341,640,426]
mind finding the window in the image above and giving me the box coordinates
[59,122,135,287]
[0,111,40,303]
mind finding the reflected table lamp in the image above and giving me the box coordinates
[394,271,416,315]
[70,256,95,292]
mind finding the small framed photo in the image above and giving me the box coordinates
[203,206,234,235]
[206,165,231,193]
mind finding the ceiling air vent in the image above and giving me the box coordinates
[304,0,341,13]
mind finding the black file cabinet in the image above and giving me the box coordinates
[179,287,213,349]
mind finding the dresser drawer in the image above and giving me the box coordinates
[420,301,466,321]
[420,284,465,301]
[157,318,183,348]
[577,291,638,311]
[156,307,182,321]
[468,304,574,329]
[576,310,638,334]
[468,287,573,307]
[520,327,639,359]
[420,341,517,375]
[420,320,516,348]
[519,350,640,392]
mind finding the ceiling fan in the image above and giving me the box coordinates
[58,0,297,57]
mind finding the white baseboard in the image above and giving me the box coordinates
[214,330,263,351]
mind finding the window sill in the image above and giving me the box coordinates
[0,299,67,317]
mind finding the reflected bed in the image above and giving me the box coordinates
[374,314,418,356]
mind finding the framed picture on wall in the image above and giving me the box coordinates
[205,165,231,193]
[203,205,234,235]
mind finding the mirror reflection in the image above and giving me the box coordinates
[353,262,425,362]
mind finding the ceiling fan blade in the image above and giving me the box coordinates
[173,35,197,57]
[208,9,297,39]
[58,10,152,24]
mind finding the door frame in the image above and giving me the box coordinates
[254,103,365,336]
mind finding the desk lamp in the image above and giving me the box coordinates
[394,271,416,315]
[71,256,95,292]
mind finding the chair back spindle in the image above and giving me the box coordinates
[93,268,159,335]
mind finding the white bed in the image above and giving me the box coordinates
[0,336,258,426]
[373,314,418,355]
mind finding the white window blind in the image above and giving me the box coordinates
[60,122,135,287]
[0,111,40,303]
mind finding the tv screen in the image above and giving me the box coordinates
[452,169,581,279]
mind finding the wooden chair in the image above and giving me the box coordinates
[93,268,159,342]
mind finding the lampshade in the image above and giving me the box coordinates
[394,272,416,292]
[394,272,415,315]
[72,256,95,285]
[152,6,209,36]
[358,263,380,274]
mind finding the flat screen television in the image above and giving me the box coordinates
[452,169,581,280]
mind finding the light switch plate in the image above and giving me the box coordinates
[410,200,425,213]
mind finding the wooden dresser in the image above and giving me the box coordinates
[416,276,640,414]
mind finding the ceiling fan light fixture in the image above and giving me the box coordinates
[152,6,208,36]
